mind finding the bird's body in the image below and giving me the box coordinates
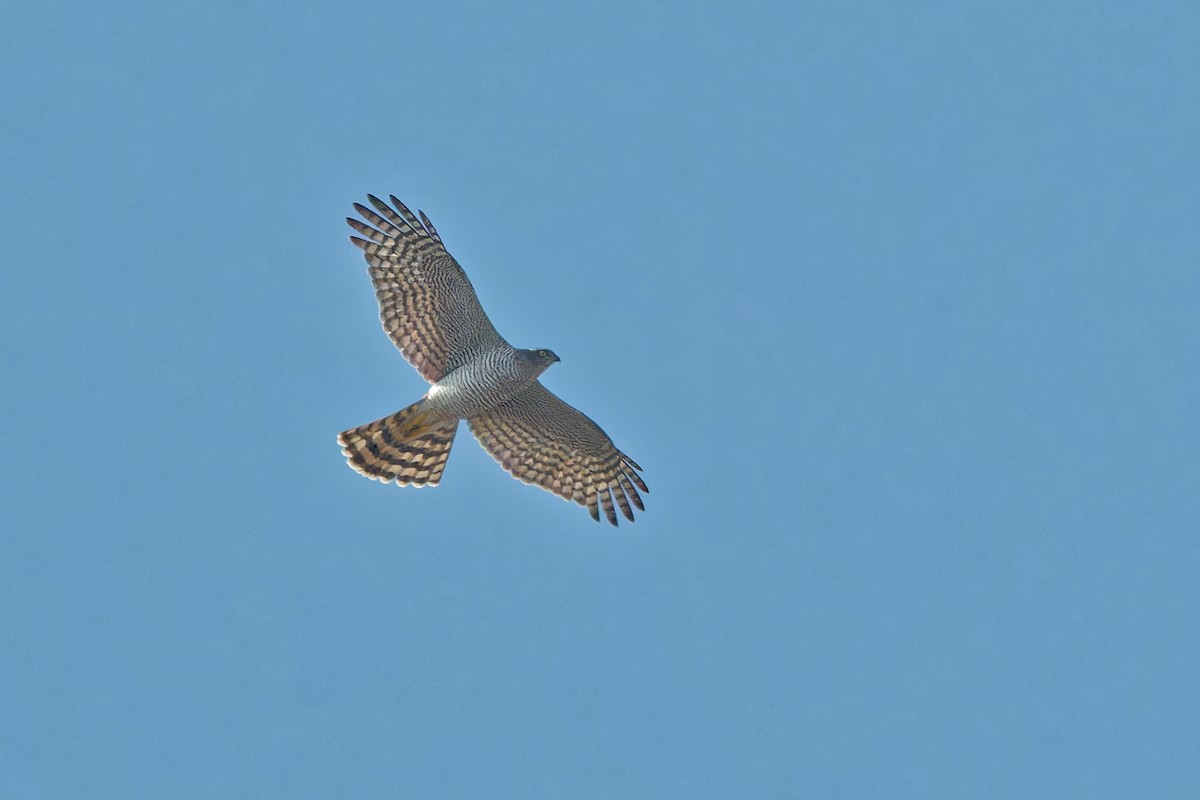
[423,346,557,421]
[337,195,647,525]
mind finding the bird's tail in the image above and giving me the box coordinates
[338,401,458,486]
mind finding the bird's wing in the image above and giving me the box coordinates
[347,195,505,382]
[467,382,648,525]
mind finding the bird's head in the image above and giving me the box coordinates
[523,347,561,375]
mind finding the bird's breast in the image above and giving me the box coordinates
[425,349,534,418]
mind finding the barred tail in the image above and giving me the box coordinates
[338,401,458,487]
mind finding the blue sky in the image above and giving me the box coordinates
[3,1,1199,796]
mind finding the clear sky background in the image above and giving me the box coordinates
[3,1,1198,797]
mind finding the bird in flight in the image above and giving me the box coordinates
[338,195,648,526]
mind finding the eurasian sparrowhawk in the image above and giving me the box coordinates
[337,195,648,526]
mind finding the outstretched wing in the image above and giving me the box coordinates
[347,195,506,382]
[468,383,648,526]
